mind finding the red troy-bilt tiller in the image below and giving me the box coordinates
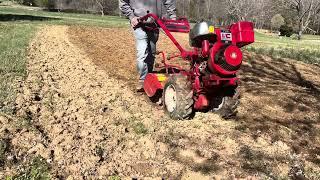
[140,14,255,120]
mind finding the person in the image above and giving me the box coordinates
[119,0,177,92]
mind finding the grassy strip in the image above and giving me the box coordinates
[0,22,50,177]
[0,6,129,27]
[246,31,320,64]
[6,156,51,180]
[0,23,36,114]
[245,46,320,64]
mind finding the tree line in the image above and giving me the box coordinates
[176,0,320,38]
[15,0,320,37]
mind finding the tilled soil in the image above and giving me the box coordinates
[1,25,320,179]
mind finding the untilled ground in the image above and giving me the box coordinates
[0,25,320,179]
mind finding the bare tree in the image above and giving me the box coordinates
[225,0,255,21]
[93,0,118,16]
[26,0,320,35]
[94,0,105,16]
[316,14,320,34]
[287,0,320,39]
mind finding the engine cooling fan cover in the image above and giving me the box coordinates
[209,45,243,75]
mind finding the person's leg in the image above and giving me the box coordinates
[134,27,149,81]
[146,30,159,73]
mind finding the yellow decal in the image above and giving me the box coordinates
[157,74,167,82]
[209,26,215,33]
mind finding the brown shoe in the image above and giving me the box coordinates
[136,80,144,93]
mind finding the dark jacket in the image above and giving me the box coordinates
[119,0,176,20]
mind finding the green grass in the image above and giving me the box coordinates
[0,6,129,27]
[133,122,148,135]
[245,31,320,64]
[0,23,36,114]
[9,156,51,180]
[108,176,121,180]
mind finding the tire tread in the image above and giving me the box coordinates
[164,75,194,120]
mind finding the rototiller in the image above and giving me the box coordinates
[140,14,255,119]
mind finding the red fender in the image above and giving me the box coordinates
[144,74,165,97]
[194,94,209,110]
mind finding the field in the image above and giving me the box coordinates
[1,4,320,179]
[246,30,320,64]
[0,5,128,27]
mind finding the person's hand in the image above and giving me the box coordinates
[131,17,140,28]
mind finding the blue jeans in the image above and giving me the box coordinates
[133,27,159,80]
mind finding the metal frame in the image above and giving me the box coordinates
[141,14,255,110]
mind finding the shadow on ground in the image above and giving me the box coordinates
[237,53,320,170]
[0,14,60,22]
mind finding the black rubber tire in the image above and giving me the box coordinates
[163,75,194,120]
[210,86,240,119]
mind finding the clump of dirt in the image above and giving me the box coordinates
[1,25,320,179]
